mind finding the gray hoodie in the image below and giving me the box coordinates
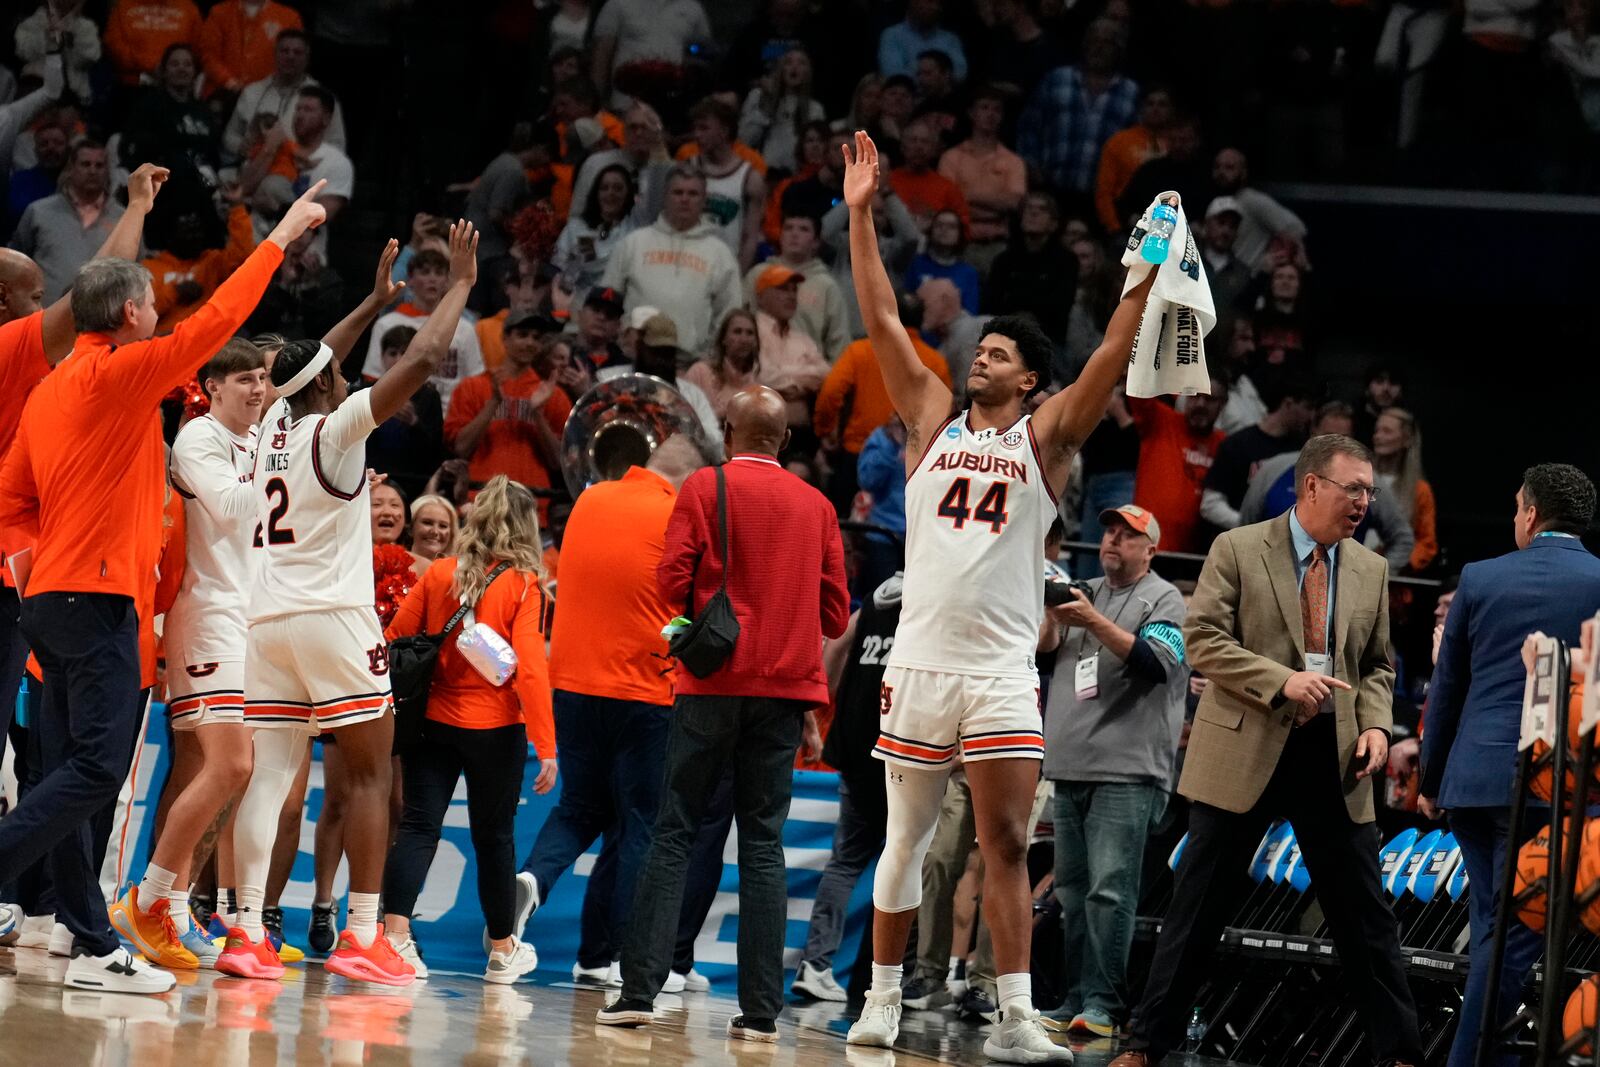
[601,214,743,356]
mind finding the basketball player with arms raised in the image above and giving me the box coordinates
[214,220,478,985]
[841,130,1171,1062]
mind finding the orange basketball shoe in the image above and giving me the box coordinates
[325,925,416,987]
[215,926,287,980]
[108,884,199,969]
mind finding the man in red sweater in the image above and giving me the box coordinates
[599,385,849,1041]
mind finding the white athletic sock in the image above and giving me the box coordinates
[997,972,1034,1019]
[236,886,266,939]
[871,963,903,997]
[137,864,176,912]
[169,889,192,934]
[348,892,380,948]
[217,888,235,926]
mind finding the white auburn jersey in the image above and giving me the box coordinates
[887,410,1058,680]
[248,390,379,623]
[165,414,257,661]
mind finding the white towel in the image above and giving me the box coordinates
[1119,195,1216,399]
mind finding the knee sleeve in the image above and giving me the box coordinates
[232,731,305,892]
[872,763,949,913]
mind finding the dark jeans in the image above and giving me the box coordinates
[1052,780,1167,1019]
[620,694,805,1020]
[519,691,671,957]
[800,771,888,970]
[673,768,735,975]
[0,593,144,955]
[1127,715,1422,1062]
[0,584,27,767]
[383,720,527,938]
[1447,806,1546,1067]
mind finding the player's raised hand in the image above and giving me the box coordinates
[267,179,329,249]
[842,131,879,210]
[446,219,479,289]
[371,238,406,305]
[126,164,170,213]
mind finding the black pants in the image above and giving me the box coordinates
[620,694,804,1020]
[673,768,735,975]
[382,720,527,939]
[0,593,144,955]
[0,584,27,767]
[1127,714,1423,1062]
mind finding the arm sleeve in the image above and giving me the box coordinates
[511,577,557,760]
[384,571,429,641]
[108,241,285,405]
[1125,637,1168,683]
[1419,576,1470,796]
[171,428,256,525]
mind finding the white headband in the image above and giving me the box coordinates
[276,342,335,397]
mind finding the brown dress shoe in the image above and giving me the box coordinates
[1108,1052,1152,1067]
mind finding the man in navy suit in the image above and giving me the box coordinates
[1421,462,1600,1067]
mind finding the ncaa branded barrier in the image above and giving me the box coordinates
[109,706,876,986]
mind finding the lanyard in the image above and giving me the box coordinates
[1074,574,1150,659]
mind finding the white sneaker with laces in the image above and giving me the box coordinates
[48,922,72,957]
[484,939,538,985]
[792,960,848,1003]
[0,903,20,944]
[661,970,686,994]
[682,968,710,992]
[983,1008,1075,1063]
[64,945,177,994]
[573,961,612,986]
[846,989,902,1047]
[386,932,429,980]
[484,872,540,955]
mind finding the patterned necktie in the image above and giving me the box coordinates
[1301,545,1329,655]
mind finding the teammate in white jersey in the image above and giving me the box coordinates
[840,131,1171,1063]
[216,220,479,986]
[107,340,266,971]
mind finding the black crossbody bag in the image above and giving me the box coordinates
[389,561,512,747]
[668,465,741,678]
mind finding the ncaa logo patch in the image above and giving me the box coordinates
[1001,430,1023,449]
[944,422,962,440]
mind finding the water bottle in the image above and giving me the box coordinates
[1139,202,1179,265]
[1185,1006,1206,1052]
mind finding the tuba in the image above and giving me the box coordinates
[558,374,703,498]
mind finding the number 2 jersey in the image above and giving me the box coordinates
[164,413,258,662]
[888,411,1057,680]
[248,390,380,623]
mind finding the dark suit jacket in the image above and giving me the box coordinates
[1421,535,1600,808]
[1180,511,1394,823]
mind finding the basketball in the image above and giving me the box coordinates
[1576,821,1600,935]
[1515,825,1553,932]
[1530,688,1597,805]
[1566,975,1600,1055]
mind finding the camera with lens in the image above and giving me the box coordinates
[1044,578,1095,607]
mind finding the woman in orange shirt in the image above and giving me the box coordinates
[381,476,557,985]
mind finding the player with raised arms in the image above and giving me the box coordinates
[840,129,1170,1062]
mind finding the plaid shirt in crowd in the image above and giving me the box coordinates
[1018,67,1141,195]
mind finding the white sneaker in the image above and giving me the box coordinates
[983,1008,1075,1063]
[386,932,429,981]
[683,968,710,992]
[573,961,612,986]
[64,945,177,994]
[846,989,902,1048]
[484,872,540,955]
[606,960,623,987]
[484,939,538,985]
[15,914,54,949]
[792,960,848,1003]
[0,903,20,944]
[662,970,686,994]
[48,922,72,957]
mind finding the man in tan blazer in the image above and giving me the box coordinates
[1110,435,1422,1067]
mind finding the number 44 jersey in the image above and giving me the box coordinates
[889,411,1057,680]
[248,390,381,623]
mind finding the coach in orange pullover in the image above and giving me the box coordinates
[0,181,325,991]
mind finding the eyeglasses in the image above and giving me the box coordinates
[1314,474,1381,502]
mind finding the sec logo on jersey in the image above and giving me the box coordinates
[1001,430,1023,449]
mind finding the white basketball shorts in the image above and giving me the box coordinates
[873,665,1044,768]
[166,656,246,730]
[244,607,393,733]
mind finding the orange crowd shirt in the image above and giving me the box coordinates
[104,0,203,84]
[386,557,556,757]
[814,330,951,454]
[144,204,258,331]
[1129,397,1224,553]
[888,168,970,229]
[443,369,573,502]
[0,242,283,606]
[197,0,303,92]
[548,466,678,706]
